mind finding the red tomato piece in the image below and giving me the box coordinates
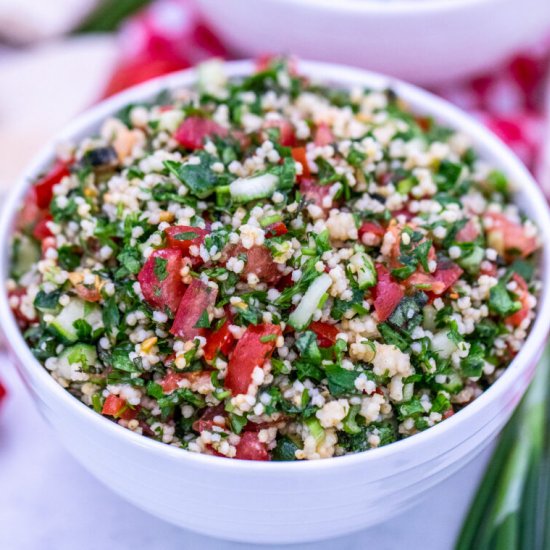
[227,244,281,284]
[138,248,185,315]
[485,212,538,259]
[299,177,332,209]
[265,221,288,238]
[431,262,463,294]
[165,225,209,256]
[18,188,44,233]
[235,431,270,461]
[225,323,282,395]
[8,287,35,325]
[170,279,218,341]
[309,321,339,348]
[102,395,137,420]
[32,216,53,240]
[193,403,227,433]
[174,116,228,150]
[264,119,296,147]
[406,272,446,295]
[204,319,235,362]
[34,161,71,209]
[506,273,531,327]
[314,123,334,146]
[291,146,310,178]
[73,283,101,303]
[160,370,212,394]
[358,221,385,246]
[455,220,479,242]
[41,237,57,257]
[372,264,404,322]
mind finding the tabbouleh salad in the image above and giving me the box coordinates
[8,59,541,461]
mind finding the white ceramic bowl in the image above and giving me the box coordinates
[195,0,550,85]
[1,60,550,544]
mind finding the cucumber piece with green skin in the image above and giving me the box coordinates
[439,372,463,393]
[288,273,332,330]
[349,251,377,290]
[49,298,104,343]
[458,245,484,274]
[229,173,279,202]
[57,343,98,380]
[11,235,40,280]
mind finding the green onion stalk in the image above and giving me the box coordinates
[455,343,550,550]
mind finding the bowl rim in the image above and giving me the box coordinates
[211,0,499,15]
[1,58,550,472]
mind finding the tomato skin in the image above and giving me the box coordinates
[235,431,270,461]
[226,244,281,284]
[204,319,234,362]
[165,225,209,255]
[32,216,53,240]
[299,178,332,209]
[138,248,185,315]
[74,283,101,303]
[34,161,71,209]
[455,220,479,242]
[372,264,404,322]
[406,272,446,295]
[0,380,6,408]
[506,273,531,327]
[314,123,334,146]
[431,262,463,294]
[225,323,282,395]
[265,221,288,238]
[193,403,227,433]
[18,188,44,234]
[309,321,339,348]
[102,395,137,420]
[170,279,218,341]
[291,146,310,178]
[265,119,296,147]
[174,116,228,150]
[358,221,385,246]
[485,212,538,259]
[159,370,212,394]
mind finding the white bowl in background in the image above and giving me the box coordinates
[1,60,550,544]
[195,0,550,86]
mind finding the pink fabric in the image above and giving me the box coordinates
[105,0,550,172]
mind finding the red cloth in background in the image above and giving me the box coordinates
[103,0,550,173]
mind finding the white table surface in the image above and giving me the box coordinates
[0,357,491,550]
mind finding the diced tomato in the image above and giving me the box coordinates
[309,321,339,348]
[291,146,310,178]
[255,54,297,75]
[102,395,138,421]
[431,262,463,294]
[165,225,209,256]
[481,262,498,277]
[41,237,57,257]
[174,116,228,150]
[18,188,44,234]
[442,408,455,420]
[265,221,288,238]
[170,279,218,341]
[138,248,185,315]
[204,319,234,362]
[265,119,296,147]
[299,177,332,209]
[159,369,213,394]
[314,123,334,146]
[34,161,71,209]
[485,212,538,259]
[276,272,293,291]
[73,283,101,303]
[455,220,479,243]
[193,403,226,433]
[358,221,385,246]
[32,216,53,240]
[506,273,531,327]
[372,264,404,322]
[235,431,270,461]
[226,244,281,284]
[225,323,282,395]
[406,272,446,295]
[8,287,35,325]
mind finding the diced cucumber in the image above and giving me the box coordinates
[439,372,463,393]
[11,235,40,280]
[349,251,377,290]
[288,273,332,330]
[57,343,97,380]
[305,417,325,443]
[431,330,458,359]
[458,245,484,274]
[48,298,103,343]
[422,304,437,331]
[229,173,279,202]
